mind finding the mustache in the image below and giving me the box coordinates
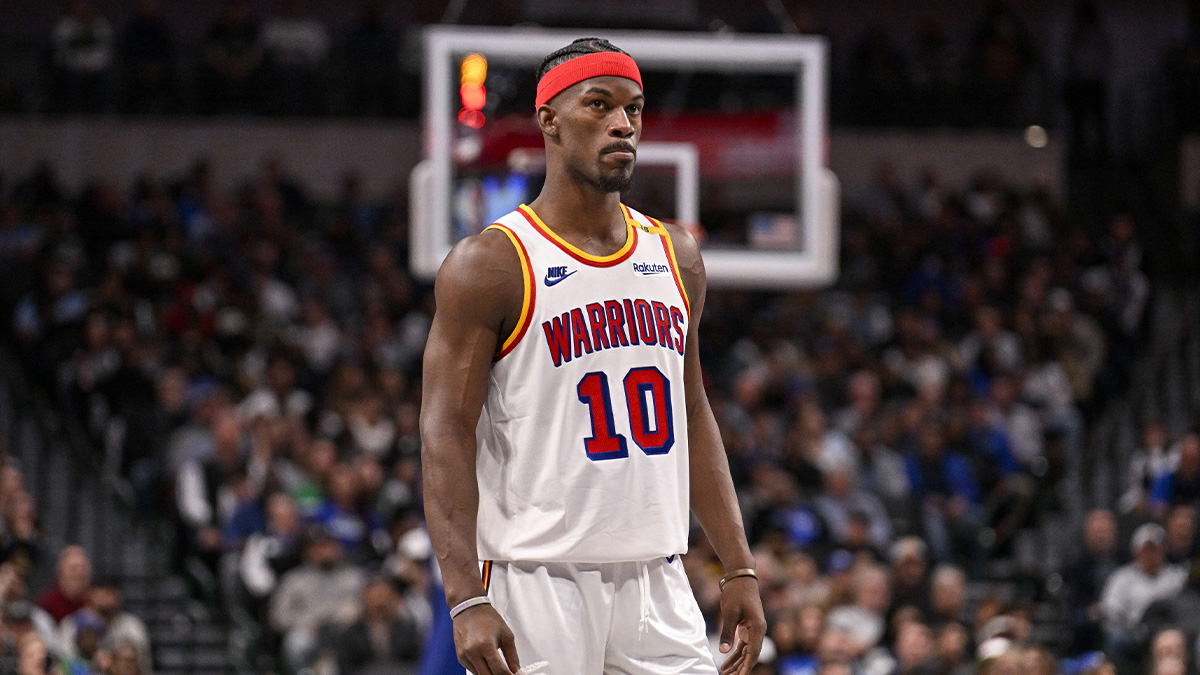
[600,142,636,156]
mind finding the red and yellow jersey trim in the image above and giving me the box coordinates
[650,216,691,318]
[517,203,639,267]
[483,223,536,361]
[481,560,494,592]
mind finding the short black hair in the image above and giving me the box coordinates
[536,37,628,80]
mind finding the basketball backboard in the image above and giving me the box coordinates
[412,26,837,289]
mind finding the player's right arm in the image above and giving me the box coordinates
[421,229,523,675]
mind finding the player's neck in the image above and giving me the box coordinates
[528,177,626,249]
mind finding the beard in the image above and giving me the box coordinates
[597,170,634,193]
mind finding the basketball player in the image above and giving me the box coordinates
[421,38,765,675]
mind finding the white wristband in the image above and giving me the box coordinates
[449,595,492,618]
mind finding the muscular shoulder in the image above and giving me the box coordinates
[433,228,524,329]
[661,221,706,308]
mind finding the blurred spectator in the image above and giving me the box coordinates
[747,465,829,553]
[928,565,968,628]
[197,0,266,114]
[892,620,938,675]
[1100,524,1186,654]
[826,564,890,651]
[1164,505,1198,565]
[905,424,981,564]
[56,578,151,674]
[269,524,367,673]
[1065,509,1120,652]
[814,463,892,554]
[958,306,1022,381]
[49,0,116,113]
[261,0,330,115]
[238,491,304,613]
[0,479,40,574]
[104,641,145,675]
[14,631,49,675]
[336,576,421,674]
[1041,289,1106,408]
[1119,421,1177,514]
[1150,434,1200,514]
[889,537,933,619]
[176,410,251,571]
[0,564,58,649]
[55,608,104,673]
[119,0,177,113]
[309,463,389,564]
[35,546,92,624]
[987,375,1041,468]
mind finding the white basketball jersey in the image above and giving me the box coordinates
[475,203,692,563]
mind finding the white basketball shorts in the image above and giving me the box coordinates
[481,556,718,675]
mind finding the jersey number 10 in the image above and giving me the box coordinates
[577,367,674,460]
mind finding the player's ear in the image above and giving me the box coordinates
[536,105,559,138]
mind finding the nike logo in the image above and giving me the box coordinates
[544,266,577,286]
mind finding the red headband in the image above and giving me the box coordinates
[535,51,643,109]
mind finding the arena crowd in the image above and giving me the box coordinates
[0,141,1192,675]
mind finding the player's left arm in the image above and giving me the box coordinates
[666,223,765,675]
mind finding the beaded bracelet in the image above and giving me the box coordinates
[449,595,493,618]
[718,568,758,591]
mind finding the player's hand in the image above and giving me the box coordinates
[717,576,766,675]
[453,603,521,675]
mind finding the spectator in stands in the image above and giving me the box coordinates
[309,463,388,564]
[833,370,882,436]
[987,374,1042,468]
[119,0,177,113]
[1042,288,1106,406]
[0,564,57,649]
[958,306,1022,383]
[237,491,303,628]
[269,524,366,673]
[1149,628,1187,671]
[0,482,40,573]
[1119,421,1176,514]
[104,641,144,675]
[1150,433,1200,514]
[14,631,49,675]
[747,465,829,553]
[934,622,972,675]
[893,620,938,675]
[55,608,103,673]
[1100,524,1186,655]
[815,461,892,553]
[57,578,150,675]
[890,537,933,620]
[197,0,265,114]
[36,546,92,623]
[826,565,890,652]
[261,0,329,115]
[336,576,421,674]
[905,422,981,563]
[49,0,116,113]
[176,410,249,571]
[929,565,968,628]
[1066,509,1120,652]
[1164,505,1198,565]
